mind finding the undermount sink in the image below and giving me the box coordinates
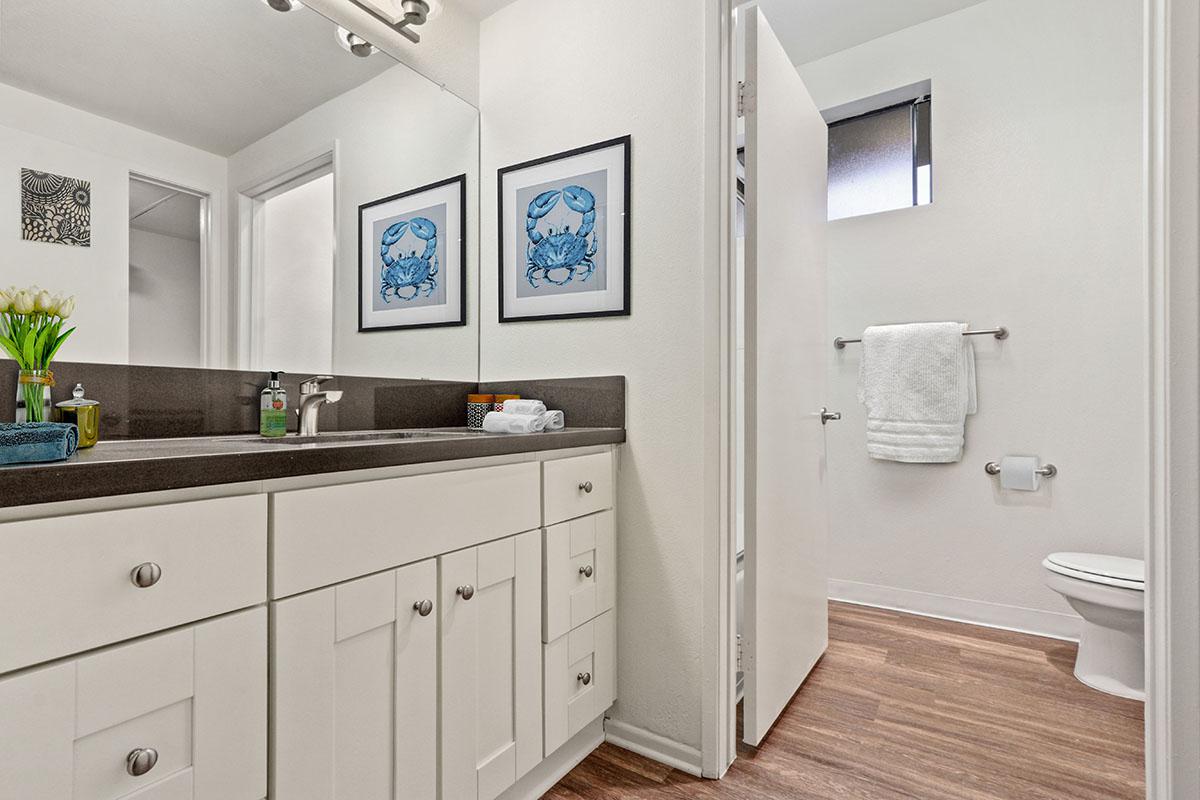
[251,429,482,445]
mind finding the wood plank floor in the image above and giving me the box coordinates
[544,602,1144,799]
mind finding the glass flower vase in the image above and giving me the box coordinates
[16,369,54,424]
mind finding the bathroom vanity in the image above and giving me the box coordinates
[0,428,623,800]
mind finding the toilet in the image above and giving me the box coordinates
[1043,552,1145,700]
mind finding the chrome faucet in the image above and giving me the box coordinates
[296,376,343,436]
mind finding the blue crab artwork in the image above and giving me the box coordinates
[379,216,438,303]
[525,184,598,288]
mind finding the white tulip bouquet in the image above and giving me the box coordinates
[0,286,76,423]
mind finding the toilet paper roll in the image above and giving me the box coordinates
[999,456,1041,491]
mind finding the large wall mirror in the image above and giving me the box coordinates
[0,0,480,382]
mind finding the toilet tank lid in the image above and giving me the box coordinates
[1046,552,1144,584]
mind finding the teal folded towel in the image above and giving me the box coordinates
[0,422,80,466]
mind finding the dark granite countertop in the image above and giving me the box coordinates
[0,427,625,508]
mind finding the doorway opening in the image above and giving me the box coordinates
[128,175,209,368]
[723,0,1151,795]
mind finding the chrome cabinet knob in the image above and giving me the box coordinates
[820,407,842,425]
[126,747,158,777]
[130,562,162,589]
[579,565,594,578]
[413,599,434,617]
[456,585,475,601]
[578,481,594,493]
[577,672,592,686]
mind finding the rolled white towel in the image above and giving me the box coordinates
[502,399,547,416]
[539,410,565,431]
[483,411,547,434]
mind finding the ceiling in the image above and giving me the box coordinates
[450,0,518,20]
[754,0,987,65]
[129,179,202,242]
[0,0,396,156]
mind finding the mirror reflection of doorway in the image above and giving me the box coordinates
[239,159,335,375]
[258,171,335,374]
[128,175,208,368]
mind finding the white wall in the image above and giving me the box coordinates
[128,228,202,367]
[0,82,227,365]
[797,0,1145,632]
[228,64,479,381]
[261,172,335,375]
[479,0,709,754]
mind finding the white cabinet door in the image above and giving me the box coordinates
[0,607,266,800]
[440,531,542,800]
[271,559,438,800]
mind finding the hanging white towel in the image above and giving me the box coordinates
[482,411,547,434]
[856,322,977,463]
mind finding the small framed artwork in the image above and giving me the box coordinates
[498,135,630,322]
[21,168,91,247]
[359,174,466,331]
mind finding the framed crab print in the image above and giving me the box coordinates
[358,173,466,331]
[498,135,631,322]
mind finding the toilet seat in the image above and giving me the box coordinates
[1043,552,1145,591]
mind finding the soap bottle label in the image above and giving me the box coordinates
[260,390,288,437]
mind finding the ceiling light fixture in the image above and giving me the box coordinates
[399,0,431,26]
[262,0,303,12]
[348,0,434,44]
[336,26,378,57]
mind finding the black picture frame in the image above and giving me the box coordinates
[358,173,468,332]
[497,135,631,323]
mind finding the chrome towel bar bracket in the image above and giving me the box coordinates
[835,326,1009,349]
[985,461,1057,477]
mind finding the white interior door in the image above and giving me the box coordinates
[741,4,830,747]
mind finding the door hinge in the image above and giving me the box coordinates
[737,635,754,674]
[737,81,756,117]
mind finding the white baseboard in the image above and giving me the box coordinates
[603,717,704,777]
[829,578,1083,641]
[496,717,605,800]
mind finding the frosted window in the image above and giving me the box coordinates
[827,98,932,220]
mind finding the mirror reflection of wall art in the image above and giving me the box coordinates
[20,169,91,247]
[498,136,631,322]
[358,174,467,331]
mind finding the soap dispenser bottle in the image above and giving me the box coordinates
[259,372,288,437]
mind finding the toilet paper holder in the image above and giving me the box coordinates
[985,461,1057,477]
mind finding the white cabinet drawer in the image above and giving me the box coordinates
[542,451,613,526]
[272,559,437,800]
[271,462,541,598]
[0,494,267,674]
[0,606,267,800]
[543,511,615,642]
[543,611,616,757]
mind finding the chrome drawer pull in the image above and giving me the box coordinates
[126,747,158,777]
[129,563,162,589]
[413,599,434,617]
[578,481,594,494]
[579,565,594,578]
[456,584,475,601]
[577,672,592,686]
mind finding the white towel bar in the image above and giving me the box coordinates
[834,326,1008,350]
